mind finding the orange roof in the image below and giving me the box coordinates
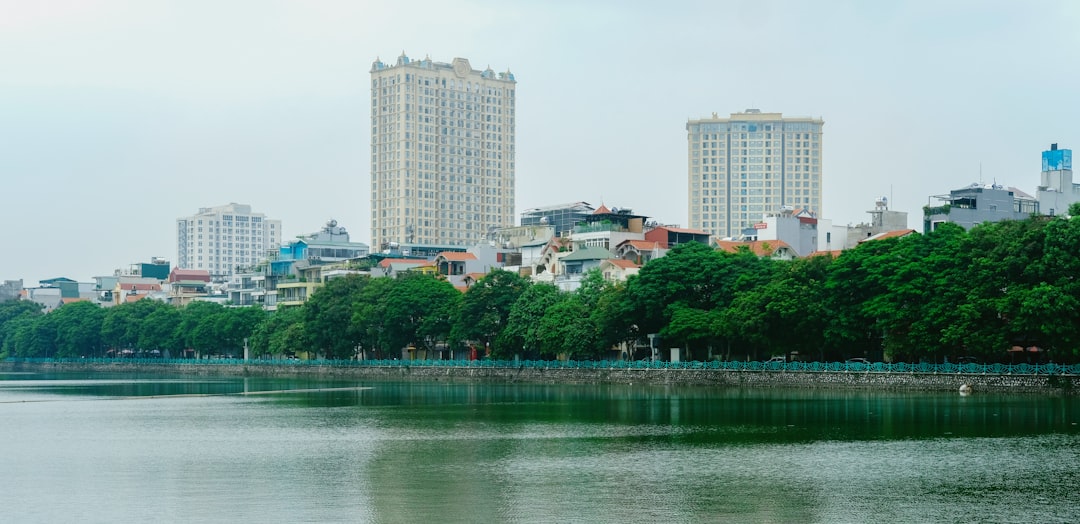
[715,240,793,256]
[619,239,664,250]
[593,204,611,214]
[437,251,477,261]
[859,229,918,243]
[61,297,89,305]
[605,259,640,269]
[378,258,427,268]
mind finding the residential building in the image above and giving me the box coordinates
[643,225,712,249]
[257,221,370,309]
[167,268,213,307]
[0,280,22,302]
[598,259,640,283]
[555,245,613,291]
[924,183,1038,232]
[614,240,666,266]
[741,208,820,257]
[1035,143,1076,217]
[176,203,281,283]
[433,243,506,288]
[687,109,824,239]
[845,197,909,247]
[571,204,648,251]
[370,53,517,251]
[20,278,98,312]
[520,202,594,238]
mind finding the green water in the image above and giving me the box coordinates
[1,372,1077,523]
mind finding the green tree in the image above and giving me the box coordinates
[177,301,226,357]
[50,301,106,357]
[536,292,603,359]
[250,307,306,358]
[306,275,371,359]
[380,273,461,356]
[138,306,183,356]
[0,300,44,357]
[350,276,396,358]
[504,283,562,359]
[451,270,529,356]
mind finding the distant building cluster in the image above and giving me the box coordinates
[4,54,1076,316]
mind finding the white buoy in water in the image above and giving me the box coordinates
[959,384,973,396]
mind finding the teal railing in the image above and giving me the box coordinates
[3,357,1077,375]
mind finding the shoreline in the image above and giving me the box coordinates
[2,360,1076,395]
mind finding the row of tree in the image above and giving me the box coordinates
[3,214,1080,363]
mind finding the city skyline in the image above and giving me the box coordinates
[2,1,1079,285]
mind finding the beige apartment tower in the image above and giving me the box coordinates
[370,53,516,251]
[687,109,824,239]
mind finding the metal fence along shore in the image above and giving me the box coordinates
[5,357,1078,376]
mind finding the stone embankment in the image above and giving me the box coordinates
[2,361,1076,394]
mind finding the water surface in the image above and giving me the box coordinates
[1,372,1076,523]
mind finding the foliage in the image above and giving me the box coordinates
[451,270,529,355]
[6,215,1080,363]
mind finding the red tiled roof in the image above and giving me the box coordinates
[605,259,640,269]
[170,269,211,282]
[60,297,89,305]
[593,204,611,214]
[437,252,477,261]
[619,239,664,250]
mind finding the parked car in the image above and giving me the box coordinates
[765,356,787,363]
[846,358,871,365]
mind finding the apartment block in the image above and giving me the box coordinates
[687,109,824,239]
[370,53,516,251]
[176,203,281,282]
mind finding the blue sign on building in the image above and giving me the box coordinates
[1042,147,1073,171]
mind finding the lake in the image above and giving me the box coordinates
[1,371,1077,523]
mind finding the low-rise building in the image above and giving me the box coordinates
[1036,143,1076,217]
[924,183,1038,232]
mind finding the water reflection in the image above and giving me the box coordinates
[1,373,1077,523]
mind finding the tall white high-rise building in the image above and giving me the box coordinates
[176,203,281,282]
[370,53,516,251]
[687,109,824,239]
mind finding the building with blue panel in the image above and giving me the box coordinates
[1036,143,1077,216]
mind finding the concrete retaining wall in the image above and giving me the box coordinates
[2,361,1076,394]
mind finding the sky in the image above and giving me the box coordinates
[2,0,1079,285]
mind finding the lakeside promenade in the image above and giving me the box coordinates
[3,358,1077,394]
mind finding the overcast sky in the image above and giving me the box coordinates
[2,0,1079,285]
